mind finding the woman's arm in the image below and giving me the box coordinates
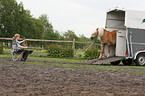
[19,46,28,49]
[19,39,26,43]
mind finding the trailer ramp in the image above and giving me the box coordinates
[85,57,125,65]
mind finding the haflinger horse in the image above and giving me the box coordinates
[91,28,118,59]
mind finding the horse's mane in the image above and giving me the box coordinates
[98,28,104,37]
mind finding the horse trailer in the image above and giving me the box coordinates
[88,8,145,65]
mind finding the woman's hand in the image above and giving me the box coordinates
[19,39,26,43]
[23,39,26,42]
[24,46,28,48]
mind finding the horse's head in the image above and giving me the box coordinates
[91,28,99,40]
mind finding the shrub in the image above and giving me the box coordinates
[84,47,100,60]
[0,43,3,54]
[46,44,73,58]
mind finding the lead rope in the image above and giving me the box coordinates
[15,49,25,61]
[83,39,95,53]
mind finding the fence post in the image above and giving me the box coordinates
[8,42,11,47]
[72,38,75,56]
[3,42,5,47]
[42,45,44,51]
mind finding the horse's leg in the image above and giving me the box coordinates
[98,44,105,59]
[107,43,111,57]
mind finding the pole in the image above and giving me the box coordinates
[72,38,75,56]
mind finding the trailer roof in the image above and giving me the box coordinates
[107,8,145,29]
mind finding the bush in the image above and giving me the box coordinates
[46,44,73,58]
[0,43,3,54]
[84,47,100,60]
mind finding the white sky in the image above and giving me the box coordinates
[16,0,145,37]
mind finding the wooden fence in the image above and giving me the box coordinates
[0,38,101,52]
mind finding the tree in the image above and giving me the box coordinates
[1,0,44,39]
[0,0,2,36]
[63,30,79,41]
[1,0,19,37]
[79,34,89,42]
[39,14,55,40]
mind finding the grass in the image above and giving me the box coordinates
[128,72,134,75]
[106,69,121,72]
[139,73,145,75]
[29,56,86,63]
[1,48,145,75]
[26,61,42,65]
[130,66,145,70]
[0,53,11,57]
[74,51,85,57]
[4,48,86,61]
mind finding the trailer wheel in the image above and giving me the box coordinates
[110,60,120,65]
[135,53,145,66]
[122,59,132,65]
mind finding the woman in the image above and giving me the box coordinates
[12,34,33,61]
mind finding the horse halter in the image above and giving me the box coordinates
[91,28,100,40]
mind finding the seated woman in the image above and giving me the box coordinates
[12,34,33,61]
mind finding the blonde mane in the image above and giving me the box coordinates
[98,28,104,37]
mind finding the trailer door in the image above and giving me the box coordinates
[116,30,126,56]
[105,10,126,56]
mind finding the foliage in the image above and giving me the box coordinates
[1,0,44,39]
[39,14,57,40]
[76,34,91,49]
[0,44,3,54]
[0,0,99,50]
[46,44,73,58]
[84,47,100,60]
[63,30,79,41]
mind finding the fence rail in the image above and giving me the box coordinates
[0,37,101,54]
[0,38,101,45]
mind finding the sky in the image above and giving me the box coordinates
[16,0,145,37]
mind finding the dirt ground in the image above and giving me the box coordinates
[0,57,145,96]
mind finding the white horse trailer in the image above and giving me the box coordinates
[88,8,145,65]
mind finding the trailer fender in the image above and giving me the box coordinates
[134,50,145,60]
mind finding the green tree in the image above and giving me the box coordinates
[39,14,55,40]
[53,30,63,40]
[79,34,89,42]
[0,0,2,36]
[27,18,44,39]
[1,0,44,39]
[63,30,79,41]
[1,0,19,37]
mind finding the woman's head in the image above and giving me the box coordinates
[12,34,20,40]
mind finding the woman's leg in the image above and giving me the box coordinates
[21,50,29,61]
